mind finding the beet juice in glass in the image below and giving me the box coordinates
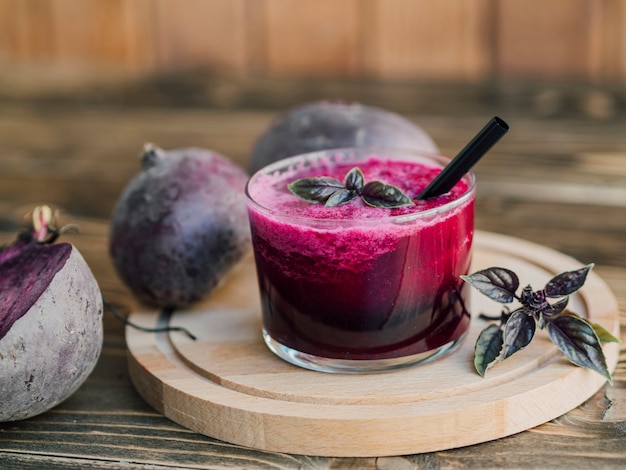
[246,148,475,373]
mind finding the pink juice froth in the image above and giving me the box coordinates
[247,151,475,361]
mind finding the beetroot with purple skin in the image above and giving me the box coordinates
[1,207,103,422]
[109,144,251,309]
[250,100,439,172]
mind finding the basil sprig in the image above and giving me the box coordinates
[463,264,619,382]
[288,167,413,208]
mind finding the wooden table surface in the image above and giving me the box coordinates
[0,78,625,468]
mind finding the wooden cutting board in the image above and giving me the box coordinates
[126,231,620,457]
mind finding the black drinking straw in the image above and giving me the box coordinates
[416,116,509,200]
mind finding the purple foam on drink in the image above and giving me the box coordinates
[248,153,469,219]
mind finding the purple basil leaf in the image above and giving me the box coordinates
[545,264,594,298]
[360,181,413,208]
[288,176,344,204]
[474,323,504,377]
[325,189,359,207]
[546,313,613,384]
[461,267,519,304]
[502,309,536,360]
[545,297,569,316]
[344,167,364,192]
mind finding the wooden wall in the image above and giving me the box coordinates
[0,0,625,83]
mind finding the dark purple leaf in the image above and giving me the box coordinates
[502,309,536,360]
[344,167,364,192]
[521,287,551,312]
[474,323,504,377]
[325,189,358,207]
[461,267,519,304]
[360,181,413,208]
[544,297,569,317]
[545,264,594,298]
[288,176,344,204]
[546,313,612,383]
[537,297,569,328]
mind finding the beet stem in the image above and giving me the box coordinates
[102,296,197,340]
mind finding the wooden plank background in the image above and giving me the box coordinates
[0,0,625,82]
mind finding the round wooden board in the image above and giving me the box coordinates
[126,231,620,457]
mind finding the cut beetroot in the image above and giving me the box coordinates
[0,237,71,340]
[0,207,103,422]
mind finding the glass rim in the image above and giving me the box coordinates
[245,146,476,226]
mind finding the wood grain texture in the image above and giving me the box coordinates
[589,0,626,80]
[1,0,626,80]
[362,0,493,79]
[262,0,361,76]
[125,232,620,457]
[50,0,132,64]
[153,0,248,74]
[496,0,595,79]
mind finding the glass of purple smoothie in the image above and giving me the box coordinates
[245,148,475,373]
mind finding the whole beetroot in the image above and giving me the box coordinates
[0,206,103,422]
[109,144,250,309]
[250,100,438,172]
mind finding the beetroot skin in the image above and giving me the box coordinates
[0,221,103,422]
[109,144,251,308]
[250,100,439,172]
